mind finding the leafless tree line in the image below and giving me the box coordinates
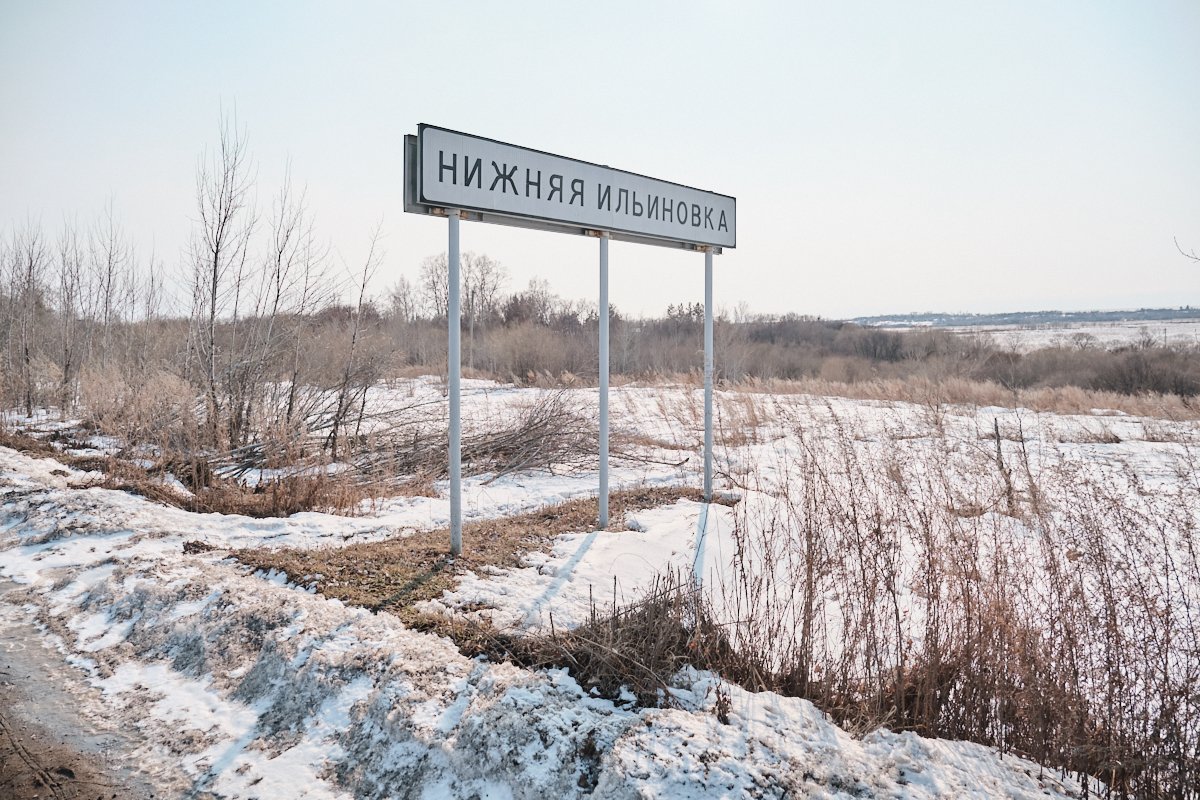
[0,115,387,464]
[0,203,156,419]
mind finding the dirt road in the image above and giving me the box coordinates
[0,581,166,799]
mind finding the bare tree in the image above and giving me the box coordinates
[89,200,131,362]
[327,223,383,459]
[234,165,333,445]
[222,165,303,447]
[141,245,164,322]
[418,252,449,320]
[0,230,12,408]
[386,274,418,323]
[282,225,334,428]
[10,221,48,416]
[414,250,506,368]
[462,252,506,371]
[189,112,257,446]
[55,219,86,410]
[131,245,166,387]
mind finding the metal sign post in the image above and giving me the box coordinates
[704,247,714,502]
[447,210,463,555]
[598,233,610,528]
[404,125,735,551]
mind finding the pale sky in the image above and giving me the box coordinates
[2,1,1198,318]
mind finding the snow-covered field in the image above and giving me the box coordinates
[946,318,1200,352]
[6,379,1194,798]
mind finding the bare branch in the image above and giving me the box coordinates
[1175,236,1199,263]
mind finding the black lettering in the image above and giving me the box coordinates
[548,174,563,202]
[525,168,542,199]
[464,157,482,189]
[597,184,612,211]
[490,161,519,194]
[570,179,584,206]
[439,151,457,184]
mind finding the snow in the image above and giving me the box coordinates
[932,318,1200,352]
[0,380,1164,797]
[429,498,736,632]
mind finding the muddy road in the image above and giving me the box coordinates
[1,580,172,799]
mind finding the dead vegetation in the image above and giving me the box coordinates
[10,384,1198,797]
[351,391,1194,797]
[349,389,598,486]
[0,390,607,518]
[709,398,1200,798]
[0,428,61,459]
[411,573,741,711]
[735,375,1200,420]
[0,432,376,518]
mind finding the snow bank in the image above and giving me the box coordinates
[0,435,1097,798]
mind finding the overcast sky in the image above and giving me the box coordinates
[2,1,1198,319]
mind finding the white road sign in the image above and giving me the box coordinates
[410,124,736,250]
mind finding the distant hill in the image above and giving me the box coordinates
[848,307,1200,328]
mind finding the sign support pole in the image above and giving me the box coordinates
[448,209,463,555]
[703,247,714,502]
[598,233,610,529]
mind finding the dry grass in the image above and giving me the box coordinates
[234,486,753,718]
[616,431,685,451]
[710,402,1200,798]
[735,375,1200,419]
[0,428,62,459]
[714,392,774,448]
[0,429,374,517]
[232,486,707,616]
[409,573,741,712]
[79,465,373,518]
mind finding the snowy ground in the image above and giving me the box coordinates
[429,389,1199,672]
[2,380,1170,798]
[946,318,1200,352]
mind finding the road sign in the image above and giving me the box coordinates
[406,125,735,251]
[404,125,735,553]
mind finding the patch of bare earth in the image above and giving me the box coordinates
[0,584,164,799]
[0,709,123,800]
